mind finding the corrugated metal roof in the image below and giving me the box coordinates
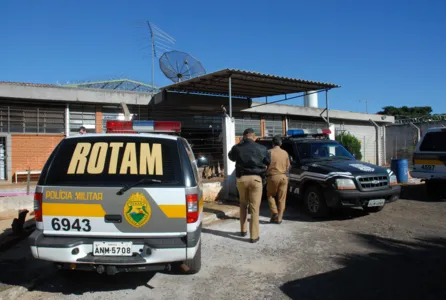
[161,68,340,98]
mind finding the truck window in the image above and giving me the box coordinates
[281,143,296,162]
[42,136,183,186]
[419,132,446,152]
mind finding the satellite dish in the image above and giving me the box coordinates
[159,50,206,83]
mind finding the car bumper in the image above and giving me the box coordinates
[325,186,401,208]
[28,226,201,268]
[410,171,446,180]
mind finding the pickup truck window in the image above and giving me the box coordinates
[297,142,354,161]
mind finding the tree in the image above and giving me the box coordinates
[336,132,362,160]
[377,106,432,117]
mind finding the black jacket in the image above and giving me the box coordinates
[228,139,271,178]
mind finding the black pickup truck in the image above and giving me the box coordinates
[256,132,401,218]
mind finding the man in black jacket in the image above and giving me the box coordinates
[228,128,271,243]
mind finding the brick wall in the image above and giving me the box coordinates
[95,105,103,133]
[11,134,64,181]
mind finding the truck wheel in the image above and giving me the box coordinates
[183,239,202,274]
[425,180,443,200]
[304,185,329,218]
[363,204,385,213]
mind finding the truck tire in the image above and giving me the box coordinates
[183,239,202,274]
[304,185,329,218]
[425,180,443,200]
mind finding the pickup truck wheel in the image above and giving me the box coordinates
[183,239,202,274]
[304,186,329,218]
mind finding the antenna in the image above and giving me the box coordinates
[146,22,176,93]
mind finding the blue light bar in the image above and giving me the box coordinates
[132,120,154,132]
[286,129,305,136]
[286,128,331,136]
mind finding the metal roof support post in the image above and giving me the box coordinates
[325,89,330,125]
[229,76,232,118]
[369,119,381,165]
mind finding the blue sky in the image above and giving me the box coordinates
[1,0,445,114]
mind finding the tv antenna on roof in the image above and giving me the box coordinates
[147,21,176,92]
[159,50,206,83]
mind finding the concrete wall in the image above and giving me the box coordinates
[386,120,446,165]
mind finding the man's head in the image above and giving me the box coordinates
[272,135,282,147]
[243,128,255,140]
[79,126,87,134]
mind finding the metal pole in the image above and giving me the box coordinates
[228,76,232,118]
[26,169,30,195]
[65,104,70,137]
[325,89,330,125]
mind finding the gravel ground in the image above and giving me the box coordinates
[1,184,446,300]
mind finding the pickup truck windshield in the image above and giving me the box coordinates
[297,142,354,161]
[420,131,446,152]
[42,136,182,186]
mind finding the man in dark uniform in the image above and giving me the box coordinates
[266,135,290,224]
[228,128,271,243]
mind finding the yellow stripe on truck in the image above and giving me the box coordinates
[43,203,106,217]
[159,205,186,218]
[414,159,444,165]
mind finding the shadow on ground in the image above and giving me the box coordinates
[0,238,165,295]
[399,184,446,202]
[260,197,369,223]
[281,233,446,300]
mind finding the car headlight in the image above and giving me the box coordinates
[335,178,356,190]
[390,175,398,186]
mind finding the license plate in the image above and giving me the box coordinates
[367,199,385,207]
[93,241,133,256]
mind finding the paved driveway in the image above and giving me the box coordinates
[1,185,446,300]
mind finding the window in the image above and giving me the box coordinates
[0,103,65,134]
[69,104,95,134]
[297,142,354,161]
[420,132,446,152]
[281,143,296,162]
[234,114,261,136]
[264,115,283,137]
[43,136,182,187]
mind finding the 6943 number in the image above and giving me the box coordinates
[51,218,91,232]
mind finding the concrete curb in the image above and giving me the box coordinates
[202,205,239,226]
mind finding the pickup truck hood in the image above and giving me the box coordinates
[305,159,389,176]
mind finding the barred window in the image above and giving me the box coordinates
[264,115,283,137]
[288,118,326,130]
[234,113,261,136]
[69,104,95,134]
[0,103,65,134]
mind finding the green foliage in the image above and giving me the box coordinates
[377,106,432,117]
[336,133,362,160]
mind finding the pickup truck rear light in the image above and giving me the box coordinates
[34,192,43,222]
[186,194,199,223]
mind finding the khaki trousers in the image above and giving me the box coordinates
[236,175,263,240]
[267,174,288,222]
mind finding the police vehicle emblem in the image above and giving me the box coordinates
[124,192,151,228]
[349,163,375,172]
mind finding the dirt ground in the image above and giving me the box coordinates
[1,184,446,300]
